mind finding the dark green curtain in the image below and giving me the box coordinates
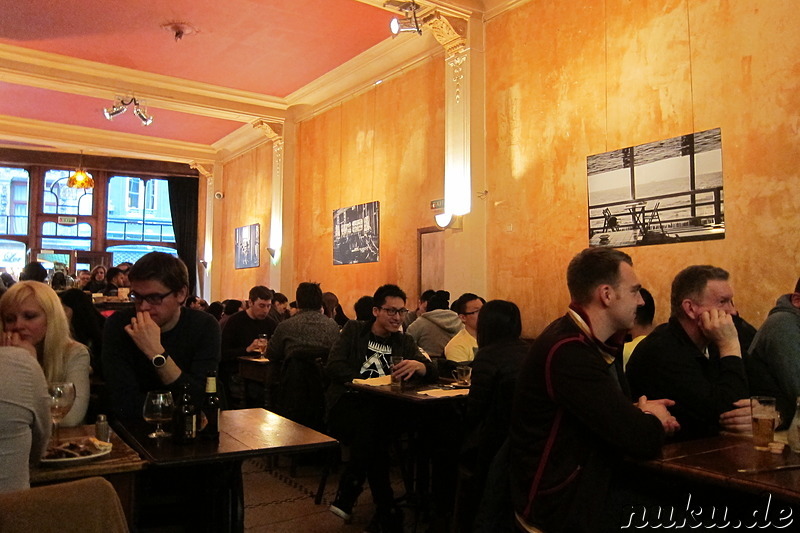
[167,177,199,295]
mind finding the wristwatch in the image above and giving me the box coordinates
[152,353,167,368]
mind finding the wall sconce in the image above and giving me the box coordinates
[67,151,94,189]
[390,1,422,36]
[434,213,462,230]
[103,96,154,126]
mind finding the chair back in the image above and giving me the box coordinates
[0,476,128,533]
[275,346,331,431]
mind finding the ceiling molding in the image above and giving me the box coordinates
[0,43,288,123]
[0,114,216,164]
[212,124,272,164]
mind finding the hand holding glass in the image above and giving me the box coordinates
[48,382,76,446]
[143,391,175,438]
[751,396,777,450]
[390,356,404,390]
[255,334,268,357]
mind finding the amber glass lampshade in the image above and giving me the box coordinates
[67,169,95,189]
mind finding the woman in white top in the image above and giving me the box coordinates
[0,281,91,427]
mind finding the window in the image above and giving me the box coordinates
[107,176,175,243]
[106,244,177,266]
[43,169,93,215]
[41,222,92,250]
[0,238,26,276]
[0,167,30,235]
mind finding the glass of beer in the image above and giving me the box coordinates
[751,396,777,450]
[255,333,268,358]
[390,355,404,390]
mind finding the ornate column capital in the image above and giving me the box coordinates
[424,12,468,57]
[253,119,283,141]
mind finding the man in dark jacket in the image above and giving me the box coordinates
[510,247,678,533]
[326,283,437,532]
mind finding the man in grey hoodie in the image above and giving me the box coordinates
[747,278,800,428]
[406,290,463,358]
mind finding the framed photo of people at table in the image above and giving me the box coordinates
[587,128,725,248]
[234,223,260,269]
[333,201,380,265]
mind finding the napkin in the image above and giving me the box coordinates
[352,376,391,386]
[416,388,468,398]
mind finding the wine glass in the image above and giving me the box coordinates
[48,382,76,446]
[143,391,174,439]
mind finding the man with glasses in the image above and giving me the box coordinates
[327,284,437,532]
[102,252,221,419]
[444,292,485,363]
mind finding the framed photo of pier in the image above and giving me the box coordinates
[234,223,260,269]
[333,201,380,265]
[586,128,725,248]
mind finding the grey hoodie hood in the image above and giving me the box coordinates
[419,309,463,334]
[769,294,800,318]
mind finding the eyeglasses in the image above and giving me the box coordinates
[130,290,176,306]
[379,307,409,317]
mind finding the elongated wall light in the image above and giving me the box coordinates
[103,96,154,126]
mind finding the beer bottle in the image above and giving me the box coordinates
[173,382,197,444]
[199,371,220,440]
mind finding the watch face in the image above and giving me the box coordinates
[152,355,166,368]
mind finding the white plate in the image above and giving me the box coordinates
[40,440,113,466]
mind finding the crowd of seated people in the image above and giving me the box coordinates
[1,248,798,533]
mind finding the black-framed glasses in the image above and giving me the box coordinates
[130,290,176,306]
[380,307,409,317]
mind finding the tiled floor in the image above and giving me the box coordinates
[243,456,404,532]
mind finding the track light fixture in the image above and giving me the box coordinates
[103,96,154,126]
[390,0,422,36]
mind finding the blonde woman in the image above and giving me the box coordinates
[0,281,90,427]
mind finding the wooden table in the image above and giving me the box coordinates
[346,380,469,403]
[238,356,276,408]
[30,424,146,527]
[642,434,800,504]
[113,408,338,532]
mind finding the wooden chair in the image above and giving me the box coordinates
[0,477,128,533]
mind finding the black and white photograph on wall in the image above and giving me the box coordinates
[333,201,380,265]
[587,128,725,248]
[235,223,260,269]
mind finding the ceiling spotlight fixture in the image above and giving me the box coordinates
[67,151,95,189]
[102,97,154,126]
[390,0,422,36]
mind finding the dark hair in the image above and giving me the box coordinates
[272,292,288,304]
[420,289,436,303]
[50,271,67,290]
[116,262,133,272]
[354,295,375,321]
[296,282,323,310]
[20,262,47,282]
[567,247,633,305]
[670,265,730,318]
[223,299,243,315]
[476,300,522,348]
[426,290,450,311]
[453,293,486,315]
[58,289,105,375]
[322,292,339,318]
[249,285,273,303]
[372,284,407,308]
[635,288,655,327]
[794,278,800,294]
[206,301,224,320]
[289,301,297,309]
[128,252,188,293]
[0,273,14,288]
[105,267,123,285]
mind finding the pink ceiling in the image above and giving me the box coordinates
[0,82,242,145]
[0,0,394,96]
[0,0,396,148]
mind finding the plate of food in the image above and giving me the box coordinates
[41,438,113,466]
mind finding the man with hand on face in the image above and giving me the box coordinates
[102,252,221,419]
[326,284,437,532]
[627,265,750,440]
[444,292,485,363]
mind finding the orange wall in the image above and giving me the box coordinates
[212,143,275,301]
[485,0,799,336]
[292,57,446,313]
